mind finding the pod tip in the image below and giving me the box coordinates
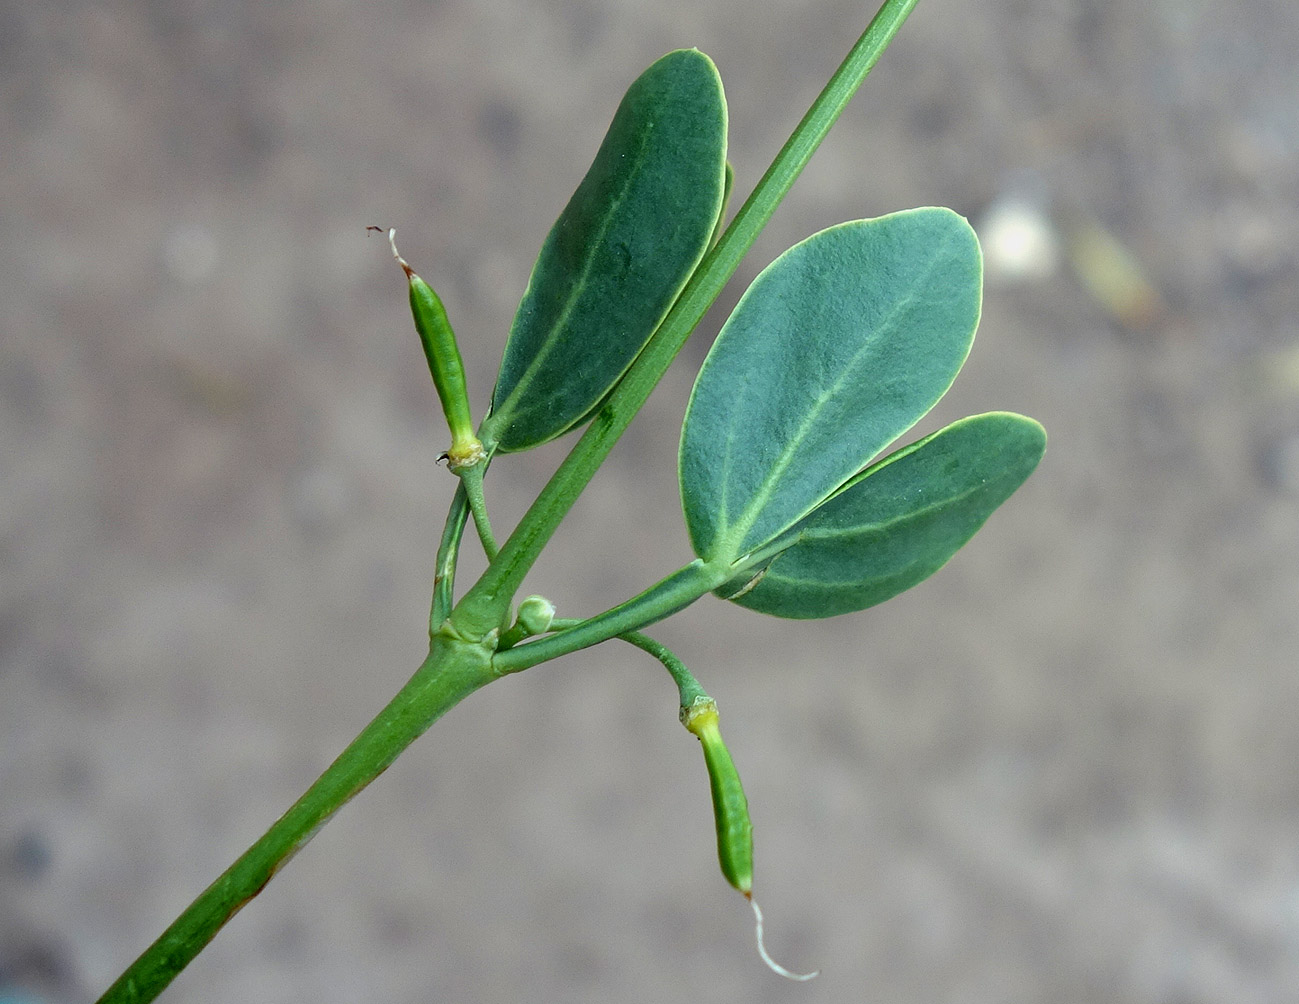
[387,228,415,278]
[749,896,818,982]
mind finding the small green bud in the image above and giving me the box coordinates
[516,595,556,636]
[389,230,484,471]
[494,595,557,651]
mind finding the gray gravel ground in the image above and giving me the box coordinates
[4,0,1299,1002]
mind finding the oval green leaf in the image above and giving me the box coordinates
[680,208,983,563]
[721,412,1046,618]
[481,49,728,453]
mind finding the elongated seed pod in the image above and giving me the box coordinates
[680,694,818,980]
[681,697,752,895]
[389,230,484,471]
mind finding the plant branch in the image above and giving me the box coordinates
[459,463,499,560]
[96,639,497,1004]
[491,560,727,674]
[430,482,471,632]
[96,7,926,996]
[605,627,711,709]
[545,618,711,706]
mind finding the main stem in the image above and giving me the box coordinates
[452,0,921,637]
[96,638,496,1004]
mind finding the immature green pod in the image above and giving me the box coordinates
[681,696,752,895]
[680,695,817,981]
[389,230,485,472]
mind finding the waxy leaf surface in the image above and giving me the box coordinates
[482,49,727,452]
[680,208,983,562]
[723,412,1046,618]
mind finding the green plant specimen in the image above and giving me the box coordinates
[96,2,1045,999]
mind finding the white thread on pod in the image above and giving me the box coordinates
[748,894,819,981]
[387,228,414,278]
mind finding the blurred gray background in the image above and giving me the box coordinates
[3,0,1298,1001]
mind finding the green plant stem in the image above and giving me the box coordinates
[430,482,471,632]
[606,627,711,709]
[544,618,711,717]
[548,619,707,703]
[96,638,496,1004]
[452,0,920,639]
[491,560,727,674]
[459,463,498,560]
[98,7,923,997]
